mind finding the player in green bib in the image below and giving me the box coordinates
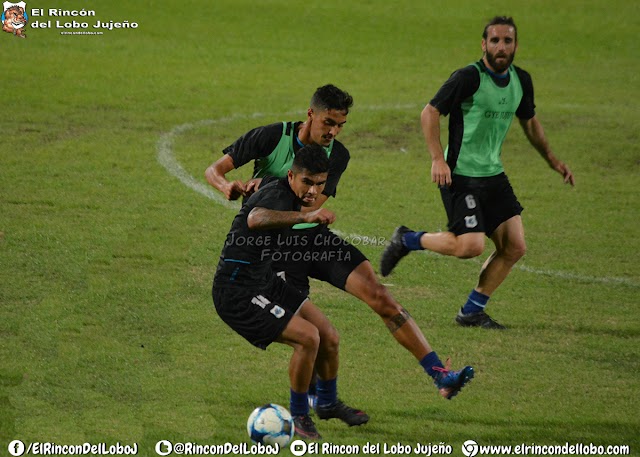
[206,85,476,424]
[381,16,575,329]
[205,85,356,300]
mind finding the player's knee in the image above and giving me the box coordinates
[368,284,401,319]
[300,327,321,352]
[455,234,485,258]
[457,242,484,259]
[320,325,340,356]
[504,241,526,262]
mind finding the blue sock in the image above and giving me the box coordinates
[316,377,337,408]
[462,289,490,315]
[420,352,445,381]
[290,389,309,417]
[402,231,426,251]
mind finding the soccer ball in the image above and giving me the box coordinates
[246,403,295,446]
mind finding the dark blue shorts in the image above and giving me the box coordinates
[271,225,368,296]
[213,274,307,350]
[440,173,524,237]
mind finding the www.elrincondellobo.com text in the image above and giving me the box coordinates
[460,440,630,457]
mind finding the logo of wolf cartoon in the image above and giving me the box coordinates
[2,1,28,38]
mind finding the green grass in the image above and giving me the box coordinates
[1,0,639,456]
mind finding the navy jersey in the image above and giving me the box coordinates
[214,178,300,289]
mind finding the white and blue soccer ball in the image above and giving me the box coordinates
[246,403,294,447]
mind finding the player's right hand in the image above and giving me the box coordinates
[305,208,336,225]
[431,158,452,187]
[225,180,246,200]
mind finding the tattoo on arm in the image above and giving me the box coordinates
[248,208,304,230]
[386,308,412,333]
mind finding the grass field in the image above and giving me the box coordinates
[1,0,639,456]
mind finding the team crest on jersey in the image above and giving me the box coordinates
[2,1,27,38]
[270,305,285,319]
[465,215,478,229]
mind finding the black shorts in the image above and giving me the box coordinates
[440,173,524,237]
[212,275,307,350]
[270,225,368,295]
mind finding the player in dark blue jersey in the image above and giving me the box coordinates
[213,145,367,439]
[212,144,475,438]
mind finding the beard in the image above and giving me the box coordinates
[485,49,515,73]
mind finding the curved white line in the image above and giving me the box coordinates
[156,110,639,289]
[157,118,239,210]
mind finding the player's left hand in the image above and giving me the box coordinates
[553,161,575,186]
[305,208,336,225]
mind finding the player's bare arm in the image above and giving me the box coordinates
[519,116,575,186]
[205,154,248,200]
[260,188,327,213]
[247,207,336,230]
[421,104,452,187]
[247,181,327,212]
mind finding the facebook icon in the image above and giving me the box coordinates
[8,440,25,457]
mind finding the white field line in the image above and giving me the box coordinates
[156,111,639,289]
[157,117,240,210]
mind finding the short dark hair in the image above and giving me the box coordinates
[483,16,517,41]
[310,84,354,114]
[292,144,330,175]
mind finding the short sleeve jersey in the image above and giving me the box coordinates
[213,178,301,288]
[223,121,350,198]
[429,60,536,176]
